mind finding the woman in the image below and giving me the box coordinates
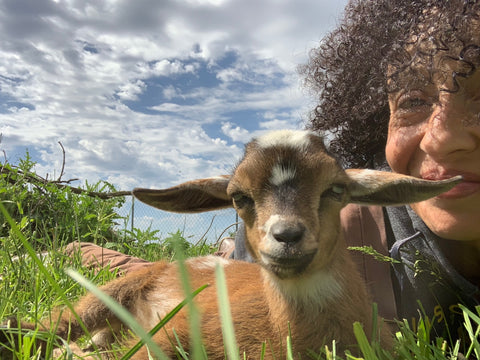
[70,0,480,343]
[297,0,480,341]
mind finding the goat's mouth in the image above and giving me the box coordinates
[259,250,317,279]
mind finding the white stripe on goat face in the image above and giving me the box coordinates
[269,164,297,187]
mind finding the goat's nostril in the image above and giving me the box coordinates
[271,222,306,243]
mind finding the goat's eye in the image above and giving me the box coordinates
[332,184,345,195]
[232,192,254,209]
[321,184,346,201]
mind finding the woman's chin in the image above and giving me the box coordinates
[411,200,480,243]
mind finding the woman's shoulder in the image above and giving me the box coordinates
[341,204,386,249]
[341,204,397,320]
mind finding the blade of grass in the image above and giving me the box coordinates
[371,303,378,341]
[172,232,204,360]
[352,322,378,360]
[459,304,480,359]
[286,334,294,360]
[450,339,461,360]
[259,341,266,360]
[215,263,239,360]
[172,328,190,359]
[330,340,337,360]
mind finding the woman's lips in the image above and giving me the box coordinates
[436,181,480,199]
[421,172,480,199]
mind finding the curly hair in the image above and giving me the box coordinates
[300,0,480,168]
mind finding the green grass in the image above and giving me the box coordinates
[3,206,480,359]
[0,199,218,359]
[1,154,480,359]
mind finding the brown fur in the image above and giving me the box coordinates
[10,255,385,358]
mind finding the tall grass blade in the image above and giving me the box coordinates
[459,304,480,359]
[172,233,204,360]
[450,339,461,360]
[352,322,377,360]
[371,303,378,341]
[215,263,239,360]
[286,334,294,360]
[172,328,190,359]
[259,341,266,360]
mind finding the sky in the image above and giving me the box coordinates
[0,0,348,239]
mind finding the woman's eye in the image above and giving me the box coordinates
[396,92,433,112]
[232,193,254,209]
[400,98,425,108]
[390,91,435,127]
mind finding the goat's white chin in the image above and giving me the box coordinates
[259,251,317,279]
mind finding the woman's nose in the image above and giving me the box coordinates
[419,96,477,160]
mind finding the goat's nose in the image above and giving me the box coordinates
[271,222,305,243]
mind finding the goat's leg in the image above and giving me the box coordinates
[52,264,163,343]
[1,263,164,357]
[0,279,142,358]
[0,285,128,355]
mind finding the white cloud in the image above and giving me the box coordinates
[216,68,243,83]
[0,0,348,193]
[260,119,298,130]
[151,59,198,77]
[221,122,251,143]
[116,80,146,101]
[149,103,183,113]
[162,85,181,100]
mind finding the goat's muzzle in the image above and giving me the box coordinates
[260,249,317,279]
[270,221,306,244]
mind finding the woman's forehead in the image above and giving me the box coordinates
[386,6,480,89]
[388,47,480,93]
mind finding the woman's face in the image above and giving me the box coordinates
[386,61,480,244]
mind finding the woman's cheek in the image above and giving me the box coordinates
[385,125,420,175]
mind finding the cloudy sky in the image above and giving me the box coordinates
[0,0,347,238]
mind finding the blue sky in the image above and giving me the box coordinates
[0,0,347,239]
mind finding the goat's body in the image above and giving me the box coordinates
[3,130,462,359]
[48,242,387,359]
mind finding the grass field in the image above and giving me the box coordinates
[1,155,479,359]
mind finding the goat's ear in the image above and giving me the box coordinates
[345,169,462,206]
[132,175,232,213]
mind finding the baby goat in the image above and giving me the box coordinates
[3,130,461,359]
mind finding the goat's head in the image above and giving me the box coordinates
[133,130,461,279]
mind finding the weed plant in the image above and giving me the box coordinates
[0,152,125,250]
[1,154,480,359]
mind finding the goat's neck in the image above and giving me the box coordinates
[262,236,349,319]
